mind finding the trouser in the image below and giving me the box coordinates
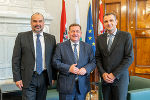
[22,70,48,100]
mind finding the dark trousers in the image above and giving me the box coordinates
[102,79,129,100]
[22,71,48,100]
[59,82,87,100]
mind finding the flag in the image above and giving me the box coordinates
[98,0,104,35]
[75,0,82,40]
[75,0,80,24]
[85,3,96,55]
[60,0,68,42]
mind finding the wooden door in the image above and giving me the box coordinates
[128,0,150,78]
[102,0,127,31]
[102,0,150,78]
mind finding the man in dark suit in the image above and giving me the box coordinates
[52,23,96,100]
[12,12,56,100]
[95,13,134,100]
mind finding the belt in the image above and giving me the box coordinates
[33,70,47,75]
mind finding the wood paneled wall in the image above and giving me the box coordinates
[131,0,150,78]
[92,0,150,82]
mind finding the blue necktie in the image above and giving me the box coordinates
[36,34,43,74]
[108,34,113,51]
[73,44,78,63]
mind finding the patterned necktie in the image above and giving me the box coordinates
[108,34,113,51]
[73,43,79,81]
[36,34,43,74]
[73,44,78,63]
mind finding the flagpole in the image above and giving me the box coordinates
[91,0,100,90]
[75,0,80,24]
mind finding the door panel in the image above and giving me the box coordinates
[103,0,150,78]
[134,0,150,76]
[105,3,121,30]
[136,0,150,29]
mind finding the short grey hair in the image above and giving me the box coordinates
[31,12,44,21]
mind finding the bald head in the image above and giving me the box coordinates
[31,12,45,34]
[31,12,44,21]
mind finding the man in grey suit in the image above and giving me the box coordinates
[12,12,56,100]
[95,13,134,100]
[52,23,96,100]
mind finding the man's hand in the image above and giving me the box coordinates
[108,73,116,81]
[102,73,114,83]
[69,64,79,74]
[52,80,55,85]
[78,68,87,75]
[15,80,23,90]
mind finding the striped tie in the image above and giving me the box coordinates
[73,43,79,81]
[73,44,78,63]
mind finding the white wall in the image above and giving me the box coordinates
[45,0,92,42]
[0,0,53,82]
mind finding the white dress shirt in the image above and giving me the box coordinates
[70,40,80,59]
[107,29,117,45]
[33,32,46,71]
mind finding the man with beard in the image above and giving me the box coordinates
[12,12,56,100]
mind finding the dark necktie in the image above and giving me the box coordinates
[73,44,78,63]
[108,34,113,51]
[73,44,79,81]
[36,34,43,74]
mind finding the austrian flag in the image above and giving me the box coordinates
[60,0,68,42]
[98,0,104,35]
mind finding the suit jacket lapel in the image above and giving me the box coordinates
[101,33,109,55]
[44,33,48,63]
[78,41,84,65]
[28,31,35,58]
[103,33,108,52]
[66,40,77,64]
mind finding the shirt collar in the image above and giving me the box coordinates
[33,31,44,37]
[107,29,117,36]
[70,40,79,46]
